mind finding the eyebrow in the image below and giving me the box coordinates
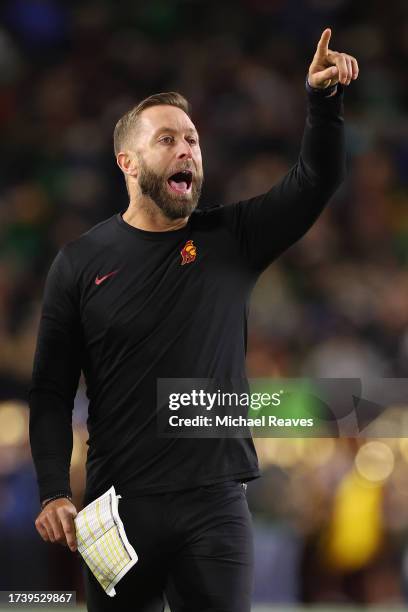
[153,127,198,137]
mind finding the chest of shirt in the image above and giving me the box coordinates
[77,230,253,347]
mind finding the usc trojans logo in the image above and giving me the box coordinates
[180,240,197,265]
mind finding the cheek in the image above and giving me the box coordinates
[147,157,169,177]
[195,151,203,172]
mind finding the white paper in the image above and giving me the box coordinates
[74,486,138,597]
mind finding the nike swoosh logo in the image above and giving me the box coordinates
[95,270,119,285]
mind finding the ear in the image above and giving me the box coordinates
[116,151,138,178]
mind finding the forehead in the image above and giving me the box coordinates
[138,105,197,138]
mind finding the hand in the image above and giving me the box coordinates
[35,498,78,552]
[308,28,359,89]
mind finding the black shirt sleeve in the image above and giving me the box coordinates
[29,248,82,503]
[224,81,346,272]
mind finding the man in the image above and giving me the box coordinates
[30,29,358,611]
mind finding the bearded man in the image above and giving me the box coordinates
[30,29,358,612]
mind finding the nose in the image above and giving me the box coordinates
[176,139,193,160]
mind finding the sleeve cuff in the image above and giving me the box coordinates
[305,74,339,98]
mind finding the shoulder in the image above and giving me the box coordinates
[59,213,119,268]
[190,203,232,230]
[192,199,251,232]
[64,213,117,250]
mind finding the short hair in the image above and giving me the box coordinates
[113,91,191,156]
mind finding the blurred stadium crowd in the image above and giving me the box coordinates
[0,0,407,606]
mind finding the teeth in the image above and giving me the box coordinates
[167,170,192,186]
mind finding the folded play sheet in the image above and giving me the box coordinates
[74,486,138,597]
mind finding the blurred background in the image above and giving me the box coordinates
[0,0,407,609]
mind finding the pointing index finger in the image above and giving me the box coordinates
[316,28,331,58]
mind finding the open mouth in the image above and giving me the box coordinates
[167,170,193,195]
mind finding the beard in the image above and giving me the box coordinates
[137,156,203,220]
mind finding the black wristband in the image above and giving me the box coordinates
[41,493,72,509]
[305,74,338,97]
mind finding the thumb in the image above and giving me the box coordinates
[60,499,78,517]
[310,65,338,87]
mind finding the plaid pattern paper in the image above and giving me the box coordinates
[74,486,138,597]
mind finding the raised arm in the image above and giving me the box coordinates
[224,29,359,272]
[29,248,82,551]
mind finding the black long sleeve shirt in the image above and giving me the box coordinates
[29,82,345,505]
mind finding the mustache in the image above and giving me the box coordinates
[167,163,199,178]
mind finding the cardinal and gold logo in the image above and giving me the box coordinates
[180,240,197,265]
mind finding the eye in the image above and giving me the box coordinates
[160,136,174,144]
[187,137,198,145]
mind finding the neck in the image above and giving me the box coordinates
[123,195,189,232]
